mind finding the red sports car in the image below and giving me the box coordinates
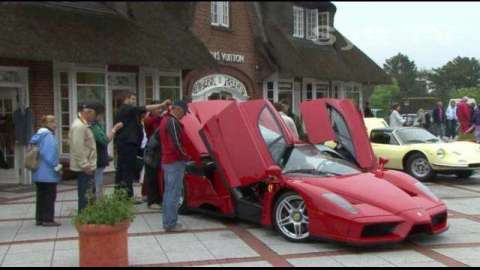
[173,98,448,245]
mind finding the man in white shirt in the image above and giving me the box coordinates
[274,103,299,140]
[445,100,458,140]
[389,103,406,128]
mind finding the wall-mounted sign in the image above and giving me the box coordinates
[192,74,248,101]
[210,51,245,64]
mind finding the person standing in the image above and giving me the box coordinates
[90,103,123,200]
[113,91,170,202]
[414,108,426,128]
[432,101,446,138]
[389,104,406,128]
[31,115,62,226]
[457,96,472,134]
[445,100,458,140]
[274,102,299,140]
[69,102,97,214]
[472,106,480,143]
[364,102,374,117]
[159,100,190,232]
[142,102,166,210]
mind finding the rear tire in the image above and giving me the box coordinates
[406,153,434,181]
[273,192,310,242]
[455,170,474,179]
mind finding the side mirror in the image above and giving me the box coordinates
[266,165,282,179]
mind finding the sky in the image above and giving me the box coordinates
[333,1,480,70]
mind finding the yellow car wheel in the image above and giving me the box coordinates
[406,153,434,181]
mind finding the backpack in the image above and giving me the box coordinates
[24,144,40,170]
[143,127,162,168]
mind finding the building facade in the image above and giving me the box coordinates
[0,1,388,184]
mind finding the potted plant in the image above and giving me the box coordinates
[73,189,135,267]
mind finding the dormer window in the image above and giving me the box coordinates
[293,6,304,38]
[305,8,318,40]
[211,1,229,28]
[318,12,330,40]
[294,6,331,41]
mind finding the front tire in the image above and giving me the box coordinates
[406,153,434,181]
[455,170,474,179]
[273,192,310,242]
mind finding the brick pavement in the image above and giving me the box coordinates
[1,175,480,266]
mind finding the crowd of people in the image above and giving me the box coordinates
[29,91,191,232]
[387,96,480,142]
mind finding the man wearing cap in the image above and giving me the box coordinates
[113,91,171,202]
[159,100,190,232]
[69,102,98,213]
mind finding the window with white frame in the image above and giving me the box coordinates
[318,12,330,40]
[266,81,275,103]
[305,8,318,40]
[211,1,229,28]
[59,72,70,154]
[159,75,181,101]
[144,75,154,105]
[278,81,294,110]
[293,6,304,38]
[315,82,329,99]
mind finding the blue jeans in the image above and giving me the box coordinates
[77,172,95,214]
[162,161,186,229]
[94,167,105,200]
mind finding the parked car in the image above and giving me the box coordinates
[171,99,448,245]
[364,118,480,181]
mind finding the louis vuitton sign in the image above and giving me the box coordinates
[210,51,245,64]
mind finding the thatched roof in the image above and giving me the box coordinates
[0,2,215,70]
[254,2,390,84]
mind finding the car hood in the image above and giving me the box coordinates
[410,141,480,162]
[290,172,424,214]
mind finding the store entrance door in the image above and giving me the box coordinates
[0,88,17,183]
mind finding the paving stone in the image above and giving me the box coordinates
[128,215,152,234]
[54,240,78,251]
[52,249,79,267]
[375,250,438,265]
[288,256,344,267]
[433,247,480,261]
[221,261,273,267]
[444,198,480,215]
[331,253,396,267]
[2,251,53,267]
[7,241,54,255]
[129,236,168,265]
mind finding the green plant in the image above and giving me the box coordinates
[73,189,135,226]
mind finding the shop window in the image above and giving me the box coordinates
[266,81,274,103]
[211,1,229,28]
[305,83,313,100]
[293,6,304,38]
[59,72,70,154]
[144,75,154,105]
[344,84,361,107]
[159,75,180,101]
[278,81,293,109]
[315,83,329,99]
[76,72,106,106]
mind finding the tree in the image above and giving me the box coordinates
[449,87,480,104]
[383,53,425,97]
[369,80,401,118]
[428,57,480,101]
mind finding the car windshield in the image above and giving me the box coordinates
[258,107,289,165]
[396,128,440,144]
[283,144,360,177]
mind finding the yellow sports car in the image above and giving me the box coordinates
[364,118,480,181]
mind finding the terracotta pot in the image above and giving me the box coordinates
[76,221,130,267]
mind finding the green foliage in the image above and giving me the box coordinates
[73,189,135,226]
[369,82,400,118]
[449,87,480,104]
[383,53,425,97]
[429,57,480,101]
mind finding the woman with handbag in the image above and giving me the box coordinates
[30,115,62,226]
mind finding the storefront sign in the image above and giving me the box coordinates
[192,74,247,99]
[210,51,245,64]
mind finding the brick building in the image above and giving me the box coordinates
[0,2,388,184]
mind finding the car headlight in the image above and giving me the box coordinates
[415,182,439,202]
[436,149,446,159]
[322,193,358,214]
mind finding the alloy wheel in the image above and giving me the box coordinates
[275,194,309,241]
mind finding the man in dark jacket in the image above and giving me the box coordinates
[159,100,190,232]
[113,91,170,201]
[432,101,446,138]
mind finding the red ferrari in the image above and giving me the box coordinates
[172,98,448,245]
